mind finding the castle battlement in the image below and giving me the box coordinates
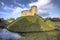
[21,5,37,16]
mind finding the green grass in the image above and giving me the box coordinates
[7,15,55,32]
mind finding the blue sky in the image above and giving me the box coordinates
[0,0,60,19]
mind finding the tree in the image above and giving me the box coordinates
[7,18,15,24]
[0,18,6,28]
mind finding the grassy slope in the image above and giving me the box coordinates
[7,16,55,32]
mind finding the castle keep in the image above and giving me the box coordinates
[21,6,37,16]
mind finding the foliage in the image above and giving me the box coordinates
[46,18,60,22]
[7,18,15,24]
[0,18,7,28]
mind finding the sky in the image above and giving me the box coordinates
[0,0,60,19]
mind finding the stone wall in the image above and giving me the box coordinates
[21,6,37,16]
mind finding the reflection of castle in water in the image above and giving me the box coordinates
[21,5,37,16]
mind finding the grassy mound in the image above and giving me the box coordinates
[7,15,55,32]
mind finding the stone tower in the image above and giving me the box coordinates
[21,5,37,16]
[31,5,37,15]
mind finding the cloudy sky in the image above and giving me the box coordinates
[0,0,60,19]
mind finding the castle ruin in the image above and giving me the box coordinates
[21,6,37,16]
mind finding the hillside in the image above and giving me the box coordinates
[7,15,55,32]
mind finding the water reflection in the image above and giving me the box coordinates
[57,32,60,40]
[21,31,60,40]
[0,28,21,40]
[0,28,60,40]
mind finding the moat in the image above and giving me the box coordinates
[0,28,60,40]
[21,30,60,40]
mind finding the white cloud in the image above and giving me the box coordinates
[7,7,23,19]
[14,0,25,7]
[2,4,29,19]
[1,2,4,6]
[29,0,51,8]
[29,0,56,17]
[12,7,29,15]
[10,5,14,7]
[3,6,14,11]
[9,6,29,19]
[1,0,56,19]
[12,7,22,15]
[38,3,54,13]
[2,7,22,19]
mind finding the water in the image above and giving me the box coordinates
[0,29,60,40]
[0,28,21,40]
[21,31,60,40]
